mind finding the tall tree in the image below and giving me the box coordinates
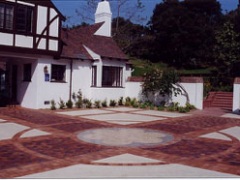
[149,0,222,68]
[112,17,153,59]
[213,21,240,78]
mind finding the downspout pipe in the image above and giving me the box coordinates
[69,59,73,100]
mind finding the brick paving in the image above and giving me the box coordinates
[0,107,240,178]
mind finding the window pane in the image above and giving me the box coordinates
[5,5,13,30]
[26,7,33,32]
[16,5,33,33]
[16,6,26,32]
[51,65,66,82]
[92,66,97,87]
[0,3,14,30]
[0,4,4,28]
[102,66,123,87]
[23,64,32,81]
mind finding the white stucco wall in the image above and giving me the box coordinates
[17,60,38,109]
[90,87,125,104]
[15,35,33,48]
[14,58,71,109]
[71,60,92,99]
[88,59,130,103]
[233,80,240,113]
[18,58,93,109]
[172,82,203,110]
[35,58,70,109]
[37,6,48,35]
[125,81,143,99]
[16,57,132,109]
[125,80,203,110]
[0,33,14,46]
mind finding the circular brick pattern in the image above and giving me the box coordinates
[77,128,174,147]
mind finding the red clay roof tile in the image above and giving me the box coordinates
[61,23,128,61]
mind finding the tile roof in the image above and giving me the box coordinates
[60,23,128,61]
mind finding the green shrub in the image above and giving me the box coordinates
[118,97,124,106]
[75,101,83,108]
[139,103,147,109]
[166,106,175,112]
[101,99,108,107]
[185,103,196,111]
[94,100,101,108]
[83,98,92,108]
[150,104,155,110]
[130,98,139,107]
[50,100,56,110]
[110,100,117,107]
[66,99,73,109]
[166,102,179,112]
[73,90,83,108]
[160,101,166,107]
[125,97,131,106]
[132,103,139,108]
[178,106,189,113]
[86,101,92,108]
[58,98,65,109]
[157,106,165,111]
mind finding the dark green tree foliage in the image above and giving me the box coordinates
[149,0,222,68]
[213,21,240,78]
[112,17,154,59]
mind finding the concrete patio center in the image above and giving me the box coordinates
[77,128,174,147]
[0,107,240,178]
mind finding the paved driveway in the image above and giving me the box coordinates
[0,107,239,178]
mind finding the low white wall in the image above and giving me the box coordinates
[172,82,203,109]
[125,81,143,99]
[125,77,203,110]
[90,87,125,104]
[233,78,240,113]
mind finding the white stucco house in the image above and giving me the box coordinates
[0,0,204,110]
[0,0,134,109]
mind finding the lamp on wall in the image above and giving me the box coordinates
[44,66,49,81]
[44,66,48,74]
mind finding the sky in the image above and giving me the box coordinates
[52,0,239,26]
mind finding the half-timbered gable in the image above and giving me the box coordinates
[0,0,65,56]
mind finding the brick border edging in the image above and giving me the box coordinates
[127,76,203,83]
[180,76,203,83]
[234,77,240,84]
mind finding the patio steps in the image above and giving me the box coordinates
[204,92,233,110]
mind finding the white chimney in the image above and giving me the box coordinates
[95,0,112,37]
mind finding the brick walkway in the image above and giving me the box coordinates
[0,107,240,178]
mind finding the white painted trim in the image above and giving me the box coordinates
[17,1,35,7]
[83,45,100,60]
